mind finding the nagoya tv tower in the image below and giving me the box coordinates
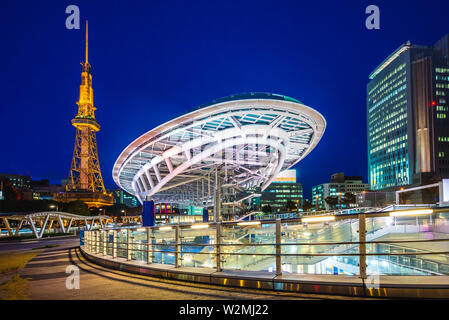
[56,21,113,207]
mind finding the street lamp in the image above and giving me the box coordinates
[49,204,58,211]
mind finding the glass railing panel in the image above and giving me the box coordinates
[365,239,449,275]
[116,229,128,259]
[106,230,113,256]
[221,222,276,272]
[151,228,176,265]
[180,226,216,268]
[131,229,147,263]
[280,219,360,275]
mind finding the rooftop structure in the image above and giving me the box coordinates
[113,93,326,214]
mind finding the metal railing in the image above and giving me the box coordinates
[81,211,449,278]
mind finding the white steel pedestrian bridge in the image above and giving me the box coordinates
[81,206,449,298]
[0,212,111,239]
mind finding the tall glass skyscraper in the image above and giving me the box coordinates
[367,34,449,190]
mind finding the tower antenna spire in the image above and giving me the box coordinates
[85,20,88,64]
[86,20,89,63]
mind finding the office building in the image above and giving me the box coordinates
[367,34,449,191]
[112,189,139,208]
[260,169,303,213]
[311,173,368,210]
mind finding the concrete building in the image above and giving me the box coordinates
[112,189,139,208]
[311,173,368,210]
[0,173,33,200]
[260,169,303,213]
[31,179,65,200]
[367,34,449,191]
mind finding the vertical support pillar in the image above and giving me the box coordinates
[127,229,132,261]
[214,169,218,222]
[217,176,221,222]
[2,218,13,237]
[175,226,180,268]
[113,230,117,258]
[203,207,209,223]
[147,228,152,264]
[103,230,107,255]
[84,230,89,251]
[359,213,367,280]
[95,230,100,254]
[216,222,222,272]
[275,219,282,276]
[142,200,155,227]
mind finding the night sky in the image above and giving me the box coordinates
[1,0,448,198]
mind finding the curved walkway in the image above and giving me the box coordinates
[19,247,356,300]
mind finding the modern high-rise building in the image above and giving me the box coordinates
[311,173,368,210]
[367,34,449,191]
[260,169,303,213]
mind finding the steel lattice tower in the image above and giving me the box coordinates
[57,21,113,207]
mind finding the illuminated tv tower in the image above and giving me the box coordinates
[56,21,113,207]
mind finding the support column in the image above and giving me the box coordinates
[359,213,367,279]
[203,207,209,223]
[127,230,132,261]
[275,219,282,276]
[175,226,180,268]
[142,200,155,227]
[216,223,222,272]
[2,218,13,237]
[103,230,107,255]
[67,218,73,233]
[113,230,117,258]
[15,220,24,236]
[96,230,100,254]
[146,228,152,264]
[39,215,50,239]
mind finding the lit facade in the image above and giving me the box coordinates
[55,21,113,207]
[311,173,368,210]
[260,169,303,212]
[367,34,449,190]
[112,189,139,207]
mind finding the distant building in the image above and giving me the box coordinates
[112,189,139,208]
[260,169,303,213]
[367,34,449,191]
[0,173,33,200]
[31,179,65,200]
[311,173,368,210]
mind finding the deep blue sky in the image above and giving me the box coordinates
[1,1,448,198]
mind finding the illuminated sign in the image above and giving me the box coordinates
[273,169,297,183]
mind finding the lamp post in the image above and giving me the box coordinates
[315,195,319,212]
[49,204,58,212]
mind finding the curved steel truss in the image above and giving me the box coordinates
[113,93,326,205]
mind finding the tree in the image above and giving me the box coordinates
[302,199,313,211]
[65,200,89,216]
[284,200,297,212]
[341,192,356,207]
[261,204,272,214]
[325,196,339,210]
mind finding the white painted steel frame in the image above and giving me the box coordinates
[113,96,326,205]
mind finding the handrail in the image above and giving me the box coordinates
[82,211,449,277]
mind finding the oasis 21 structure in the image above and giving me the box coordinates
[55,21,113,207]
[113,93,326,223]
